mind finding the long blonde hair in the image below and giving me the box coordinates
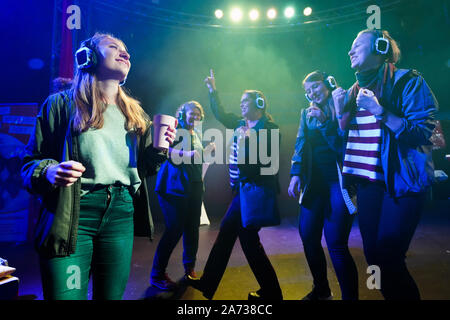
[72,32,150,135]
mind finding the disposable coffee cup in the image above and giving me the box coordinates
[153,114,176,150]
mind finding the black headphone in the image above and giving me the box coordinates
[255,92,265,109]
[75,37,127,86]
[75,38,97,70]
[373,29,390,55]
[177,105,186,122]
[305,72,337,103]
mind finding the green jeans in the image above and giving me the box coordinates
[39,185,134,300]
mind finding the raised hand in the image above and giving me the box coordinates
[204,69,216,93]
[332,87,347,116]
[305,105,326,123]
[356,88,384,116]
[45,160,86,187]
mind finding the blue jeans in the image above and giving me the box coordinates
[299,181,358,300]
[356,182,424,300]
[151,182,203,277]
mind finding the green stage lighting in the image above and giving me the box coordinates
[230,7,243,22]
[249,9,259,21]
[215,9,224,19]
[267,8,277,20]
[284,7,295,18]
[303,7,312,16]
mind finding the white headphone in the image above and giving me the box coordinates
[255,93,265,109]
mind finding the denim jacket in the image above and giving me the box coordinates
[155,124,204,196]
[368,69,438,197]
[290,100,356,213]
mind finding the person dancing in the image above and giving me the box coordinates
[333,29,438,300]
[150,101,215,290]
[21,33,176,300]
[288,71,358,300]
[187,69,283,300]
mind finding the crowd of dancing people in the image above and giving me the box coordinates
[21,28,438,300]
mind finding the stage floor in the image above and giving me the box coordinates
[2,199,449,300]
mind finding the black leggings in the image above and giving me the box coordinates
[357,182,424,300]
[299,181,358,300]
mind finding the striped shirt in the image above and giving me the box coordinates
[229,137,240,188]
[342,108,384,182]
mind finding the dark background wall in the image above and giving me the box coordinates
[1,0,449,222]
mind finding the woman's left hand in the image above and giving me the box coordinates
[306,105,326,123]
[356,88,384,116]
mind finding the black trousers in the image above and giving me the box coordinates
[357,182,425,300]
[200,191,283,299]
[151,182,203,277]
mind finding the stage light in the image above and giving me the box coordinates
[284,7,295,18]
[215,9,224,19]
[249,9,259,21]
[230,7,243,22]
[303,7,312,16]
[267,8,277,20]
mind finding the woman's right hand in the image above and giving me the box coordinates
[45,160,86,187]
[204,69,216,92]
[288,175,301,198]
[332,87,347,116]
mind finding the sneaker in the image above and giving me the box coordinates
[150,273,177,291]
[248,289,283,300]
[301,289,333,300]
[248,290,263,300]
[184,269,200,281]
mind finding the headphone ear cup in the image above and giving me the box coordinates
[372,30,389,55]
[255,95,265,109]
[75,39,98,70]
[326,76,337,90]
[178,106,185,122]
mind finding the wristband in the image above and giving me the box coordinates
[336,113,343,120]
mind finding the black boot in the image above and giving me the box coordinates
[185,276,214,300]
